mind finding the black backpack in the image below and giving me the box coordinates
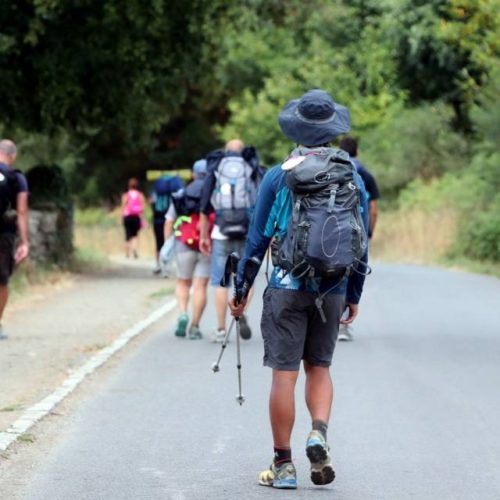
[275,147,368,279]
[172,177,204,217]
[0,167,18,218]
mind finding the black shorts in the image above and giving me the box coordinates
[153,221,165,252]
[260,288,345,371]
[0,233,16,286]
[123,215,141,241]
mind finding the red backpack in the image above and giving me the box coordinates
[174,212,215,251]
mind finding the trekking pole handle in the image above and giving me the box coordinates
[227,254,261,305]
[229,252,240,275]
[227,252,242,304]
[240,256,261,301]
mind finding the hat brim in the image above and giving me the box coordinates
[278,99,350,146]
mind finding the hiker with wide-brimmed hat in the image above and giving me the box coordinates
[228,89,370,489]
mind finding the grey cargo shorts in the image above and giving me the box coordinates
[260,287,345,371]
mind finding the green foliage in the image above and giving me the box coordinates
[0,0,228,187]
[75,208,120,229]
[470,62,500,151]
[0,1,213,139]
[358,103,468,195]
[386,0,499,130]
[0,0,498,266]
[218,0,403,164]
[9,129,85,176]
[455,207,500,261]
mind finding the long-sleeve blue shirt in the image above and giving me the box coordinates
[238,160,369,304]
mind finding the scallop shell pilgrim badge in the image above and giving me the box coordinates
[281,156,306,171]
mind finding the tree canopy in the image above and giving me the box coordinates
[0,0,498,203]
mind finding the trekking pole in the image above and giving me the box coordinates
[211,253,261,405]
[211,317,235,373]
[226,253,246,405]
[231,254,261,405]
[211,253,240,374]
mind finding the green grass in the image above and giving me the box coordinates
[17,433,36,444]
[148,286,175,299]
[0,404,23,412]
[438,256,500,278]
[69,247,110,272]
[9,262,66,299]
[9,248,110,300]
[74,207,121,228]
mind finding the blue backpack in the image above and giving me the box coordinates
[153,176,184,215]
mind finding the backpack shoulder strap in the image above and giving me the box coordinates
[206,150,225,173]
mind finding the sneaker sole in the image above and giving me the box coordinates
[338,334,353,341]
[307,443,335,485]
[311,464,335,485]
[211,337,227,343]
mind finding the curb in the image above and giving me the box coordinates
[0,298,177,452]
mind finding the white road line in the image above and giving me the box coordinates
[0,299,177,452]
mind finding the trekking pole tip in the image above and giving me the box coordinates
[236,395,246,405]
[211,362,220,373]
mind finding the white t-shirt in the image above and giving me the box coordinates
[210,224,227,241]
[165,203,177,221]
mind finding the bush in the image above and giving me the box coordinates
[362,102,469,195]
[455,208,500,262]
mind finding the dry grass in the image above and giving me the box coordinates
[75,225,157,258]
[370,208,459,264]
[75,207,461,266]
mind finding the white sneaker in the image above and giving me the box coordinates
[211,328,227,343]
[338,324,353,341]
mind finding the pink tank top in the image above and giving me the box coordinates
[123,189,144,216]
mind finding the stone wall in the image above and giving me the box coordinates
[26,166,74,265]
[28,206,73,264]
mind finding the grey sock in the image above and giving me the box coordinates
[312,420,328,441]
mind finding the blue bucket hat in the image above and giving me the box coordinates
[192,159,207,177]
[278,89,350,146]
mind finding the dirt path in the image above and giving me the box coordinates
[0,257,175,431]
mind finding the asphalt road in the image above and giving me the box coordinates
[17,264,500,499]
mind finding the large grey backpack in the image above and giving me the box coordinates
[211,155,260,238]
[276,147,367,279]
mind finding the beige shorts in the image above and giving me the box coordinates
[175,241,211,280]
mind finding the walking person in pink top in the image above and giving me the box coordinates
[121,177,146,258]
